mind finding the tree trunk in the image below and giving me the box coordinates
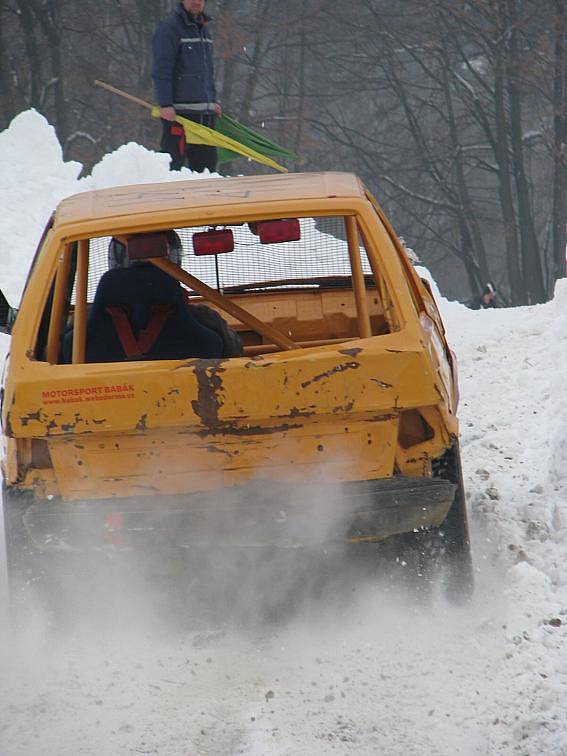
[552,0,567,286]
[0,3,15,128]
[216,0,238,113]
[504,0,546,303]
[294,13,307,166]
[28,0,68,146]
[239,1,271,123]
[492,33,526,304]
[15,0,42,110]
[439,44,492,291]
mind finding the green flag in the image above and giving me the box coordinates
[216,114,300,166]
[152,107,290,172]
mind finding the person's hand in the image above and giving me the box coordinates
[160,106,177,121]
[214,102,223,117]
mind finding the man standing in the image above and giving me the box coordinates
[152,0,222,172]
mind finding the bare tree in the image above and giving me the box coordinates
[0,0,563,304]
[552,0,567,284]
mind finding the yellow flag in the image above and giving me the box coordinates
[151,107,288,173]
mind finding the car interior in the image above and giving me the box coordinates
[34,215,398,364]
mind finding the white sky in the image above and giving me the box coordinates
[0,110,565,756]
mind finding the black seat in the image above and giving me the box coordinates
[63,264,223,363]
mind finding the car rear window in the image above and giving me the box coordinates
[34,214,396,364]
[78,216,373,301]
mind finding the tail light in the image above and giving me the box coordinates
[253,219,301,244]
[127,232,170,260]
[193,229,234,256]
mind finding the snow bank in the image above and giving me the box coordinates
[0,110,81,305]
[0,110,217,306]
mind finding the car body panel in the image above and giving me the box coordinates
[1,172,459,547]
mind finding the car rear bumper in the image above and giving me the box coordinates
[6,476,456,554]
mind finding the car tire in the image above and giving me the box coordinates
[388,443,474,605]
[2,484,42,627]
[432,442,474,603]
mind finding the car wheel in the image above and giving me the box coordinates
[432,442,474,603]
[2,484,41,627]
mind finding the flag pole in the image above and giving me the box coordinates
[94,80,154,111]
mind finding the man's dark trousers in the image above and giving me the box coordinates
[161,114,218,173]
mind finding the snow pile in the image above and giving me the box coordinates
[0,111,81,304]
[0,110,217,306]
[0,111,566,755]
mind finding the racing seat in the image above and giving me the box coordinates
[63,264,223,363]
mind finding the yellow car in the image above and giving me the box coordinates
[0,172,472,611]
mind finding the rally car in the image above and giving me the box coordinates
[0,172,472,615]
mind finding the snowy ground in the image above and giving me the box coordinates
[0,111,566,755]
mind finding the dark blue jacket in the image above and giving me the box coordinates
[152,4,216,113]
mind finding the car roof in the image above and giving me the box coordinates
[54,172,365,229]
